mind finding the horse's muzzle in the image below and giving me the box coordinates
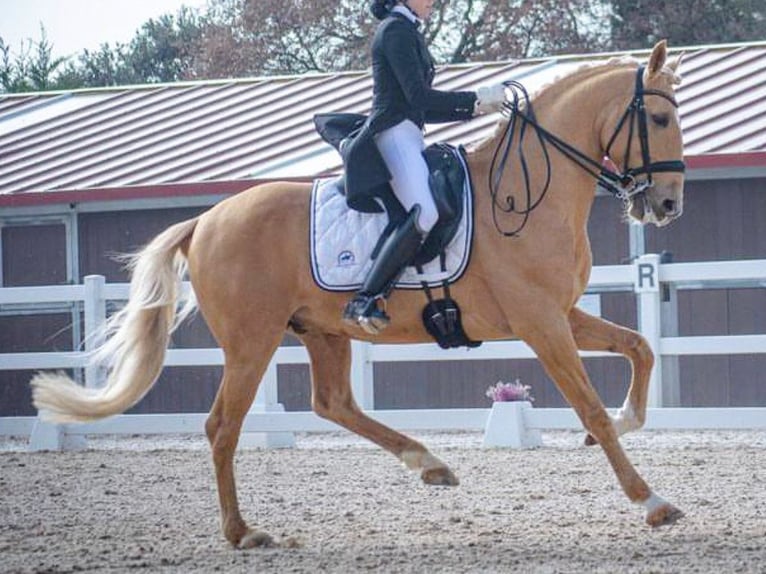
[629,191,682,226]
[660,198,683,220]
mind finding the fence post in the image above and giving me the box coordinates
[241,357,296,448]
[634,254,663,407]
[659,253,681,406]
[83,275,107,388]
[351,341,374,410]
[28,419,64,451]
[29,277,102,452]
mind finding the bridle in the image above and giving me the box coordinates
[488,65,685,236]
[603,65,686,196]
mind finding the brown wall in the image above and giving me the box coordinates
[647,177,766,406]
[78,208,223,413]
[2,224,68,286]
[0,314,73,416]
[646,178,766,262]
[1,223,71,415]
[78,208,207,281]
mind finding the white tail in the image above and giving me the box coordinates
[31,217,199,423]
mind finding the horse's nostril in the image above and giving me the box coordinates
[662,199,677,213]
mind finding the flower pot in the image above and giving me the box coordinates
[482,400,542,449]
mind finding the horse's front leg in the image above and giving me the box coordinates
[517,309,682,527]
[569,306,653,444]
[299,330,458,486]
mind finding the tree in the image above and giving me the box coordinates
[610,0,765,49]
[192,0,610,78]
[1,8,203,93]
[123,7,204,83]
[193,0,373,78]
[0,25,67,92]
[61,44,135,88]
[2,0,764,93]
[69,7,204,88]
[427,0,611,63]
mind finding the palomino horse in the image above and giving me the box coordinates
[32,41,685,548]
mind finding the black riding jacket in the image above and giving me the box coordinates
[324,11,477,213]
[367,11,476,132]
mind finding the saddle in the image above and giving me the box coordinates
[314,113,466,266]
[314,113,481,350]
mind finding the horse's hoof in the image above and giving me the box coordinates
[584,433,598,446]
[646,503,684,527]
[238,530,275,549]
[421,467,459,486]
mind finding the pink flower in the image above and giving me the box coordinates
[485,379,534,402]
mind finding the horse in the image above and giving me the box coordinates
[31,41,686,548]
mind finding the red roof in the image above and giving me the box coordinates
[1,42,765,207]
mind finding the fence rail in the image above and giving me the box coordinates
[1,255,765,450]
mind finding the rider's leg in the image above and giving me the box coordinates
[375,119,438,233]
[343,206,424,334]
[343,120,436,334]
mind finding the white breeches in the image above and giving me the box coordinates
[374,119,439,233]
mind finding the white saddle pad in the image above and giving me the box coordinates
[310,156,474,292]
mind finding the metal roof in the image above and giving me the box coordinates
[1,42,765,203]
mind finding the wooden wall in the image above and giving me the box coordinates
[1,224,70,415]
[78,208,224,414]
[646,178,766,407]
[0,314,72,416]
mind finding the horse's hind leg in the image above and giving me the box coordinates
[299,330,458,486]
[517,310,682,526]
[569,307,653,445]
[205,334,283,549]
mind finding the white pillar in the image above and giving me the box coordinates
[83,275,107,388]
[661,282,681,406]
[28,419,64,451]
[634,254,663,407]
[482,401,542,449]
[29,420,85,452]
[351,341,374,410]
[29,276,102,452]
[241,357,295,448]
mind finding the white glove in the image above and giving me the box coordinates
[474,83,507,115]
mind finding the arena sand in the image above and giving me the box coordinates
[1,430,765,573]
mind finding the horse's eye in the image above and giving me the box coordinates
[651,114,670,127]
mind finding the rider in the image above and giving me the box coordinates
[342,0,507,334]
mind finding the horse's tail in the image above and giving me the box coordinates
[31,217,200,423]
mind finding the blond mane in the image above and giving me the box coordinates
[469,55,680,154]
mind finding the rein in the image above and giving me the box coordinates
[488,65,685,237]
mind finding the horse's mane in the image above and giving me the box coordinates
[469,56,680,153]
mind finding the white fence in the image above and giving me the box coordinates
[1,254,765,450]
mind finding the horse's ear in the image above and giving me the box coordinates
[647,40,668,77]
[668,51,685,74]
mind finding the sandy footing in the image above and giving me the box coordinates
[1,430,765,573]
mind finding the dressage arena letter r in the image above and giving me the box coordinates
[634,255,660,293]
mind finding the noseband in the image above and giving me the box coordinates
[488,65,685,236]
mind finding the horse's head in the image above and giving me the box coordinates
[604,41,685,227]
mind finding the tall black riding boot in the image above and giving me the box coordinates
[343,207,424,334]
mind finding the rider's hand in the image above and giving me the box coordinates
[474,84,507,115]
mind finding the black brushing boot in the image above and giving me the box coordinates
[343,207,424,334]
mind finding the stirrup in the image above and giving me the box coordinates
[342,295,391,335]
